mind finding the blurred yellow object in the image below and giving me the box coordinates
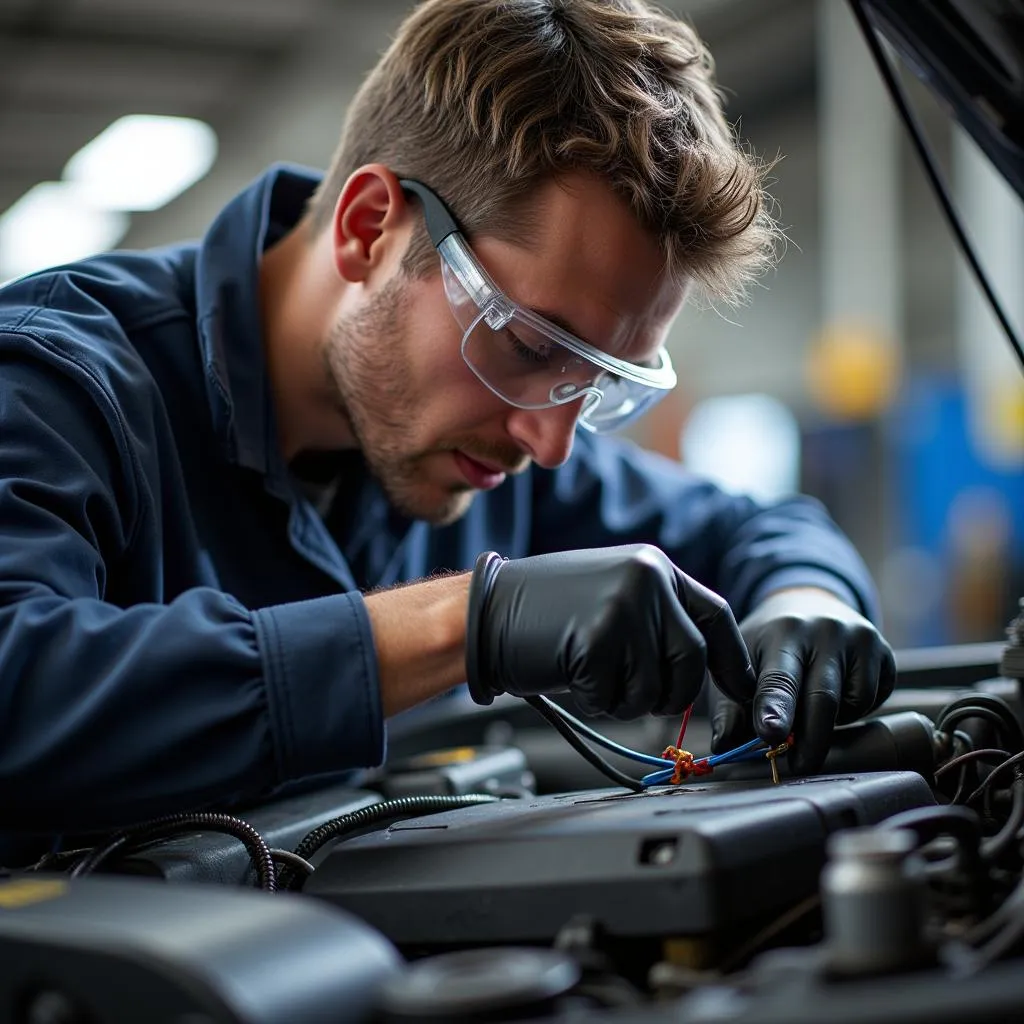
[807,323,900,420]
[978,380,1024,465]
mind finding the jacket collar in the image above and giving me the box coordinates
[194,163,322,476]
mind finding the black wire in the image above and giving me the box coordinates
[717,894,821,974]
[936,748,1012,779]
[966,751,1024,806]
[966,875,1024,945]
[936,697,1024,752]
[269,847,315,880]
[938,707,1020,751]
[969,897,1024,970]
[68,813,276,891]
[847,0,1024,373]
[524,695,644,793]
[880,805,983,869]
[950,730,976,805]
[981,776,1024,861]
[938,746,1011,808]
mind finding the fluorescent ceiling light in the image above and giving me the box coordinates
[64,114,218,212]
[0,182,129,282]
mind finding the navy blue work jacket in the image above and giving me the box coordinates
[0,165,876,854]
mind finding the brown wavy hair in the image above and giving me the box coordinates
[307,0,780,305]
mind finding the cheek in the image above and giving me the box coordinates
[399,276,517,431]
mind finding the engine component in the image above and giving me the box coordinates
[377,948,580,1022]
[303,772,933,949]
[821,827,932,974]
[93,783,381,886]
[0,874,400,1023]
[1001,599,1024,683]
[371,744,534,799]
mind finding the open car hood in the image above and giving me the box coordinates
[861,0,1024,201]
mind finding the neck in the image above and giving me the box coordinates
[260,220,357,460]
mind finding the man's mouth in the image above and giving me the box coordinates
[452,451,509,491]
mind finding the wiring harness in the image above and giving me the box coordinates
[51,699,791,891]
[524,694,793,790]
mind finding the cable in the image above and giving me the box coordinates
[847,0,1024,373]
[968,902,1024,971]
[675,704,694,748]
[950,730,977,805]
[640,737,769,787]
[277,793,503,891]
[935,748,1012,779]
[527,695,780,790]
[937,697,1024,752]
[980,775,1024,861]
[938,707,1021,752]
[965,751,1024,806]
[532,696,676,769]
[69,812,276,891]
[879,804,982,855]
[269,847,315,880]
[525,696,647,791]
[716,894,821,975]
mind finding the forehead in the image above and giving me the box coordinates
[470,174,687,359]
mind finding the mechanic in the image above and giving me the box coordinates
[0,0,895,858]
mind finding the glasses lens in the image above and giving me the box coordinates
[462,304,605,408]
[443,251,669,433]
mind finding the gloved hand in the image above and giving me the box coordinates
[465,544,757,719]
[709,588,897,774]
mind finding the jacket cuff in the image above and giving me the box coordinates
[252,591,384,783]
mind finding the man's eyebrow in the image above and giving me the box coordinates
[531,304,653,363]
[529,306,591,345]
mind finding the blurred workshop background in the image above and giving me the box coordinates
[0,0,1021,649]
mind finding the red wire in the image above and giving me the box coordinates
[675,704,694,748]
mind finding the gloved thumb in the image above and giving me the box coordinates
[708,688,755,754]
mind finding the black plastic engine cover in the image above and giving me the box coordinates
[0,875,399,1023]
[303,772,934,945]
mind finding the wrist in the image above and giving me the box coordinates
[365,572,472,717]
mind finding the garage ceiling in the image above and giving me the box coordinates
[0,0,816,246]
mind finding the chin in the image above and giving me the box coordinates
[422,490,476,527]
[386,481,476,526]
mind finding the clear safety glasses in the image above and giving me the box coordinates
[400,179,677,433]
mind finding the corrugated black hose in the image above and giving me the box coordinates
[279,794,502,891]
[68,812,277,891]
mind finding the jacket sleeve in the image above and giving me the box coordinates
[0,331,383,833]
[530,431,880,623]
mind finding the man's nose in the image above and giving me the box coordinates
[505,401,581,469]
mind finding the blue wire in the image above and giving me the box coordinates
[533,696,783,788]
[707,737,766,766]
[640,737,773,787]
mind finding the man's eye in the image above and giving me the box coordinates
[508,332,551,365]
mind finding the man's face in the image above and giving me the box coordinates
[322,173,686,525]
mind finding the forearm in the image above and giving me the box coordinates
[364,573,472,717]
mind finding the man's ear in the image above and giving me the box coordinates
[330,165,410,284]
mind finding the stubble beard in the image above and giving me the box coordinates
[321,277,476,526]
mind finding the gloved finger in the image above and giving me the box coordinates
[672,571,756,706]
[787,654,843,775]
[709,690,755,753]
[607,643,667,720]
[752,643,805,746]
[835,640,881,726]
[655,601,708,716]
[872,641,897,712]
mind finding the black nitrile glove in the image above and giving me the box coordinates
[466,544,757,719]
[709,588,897,774]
